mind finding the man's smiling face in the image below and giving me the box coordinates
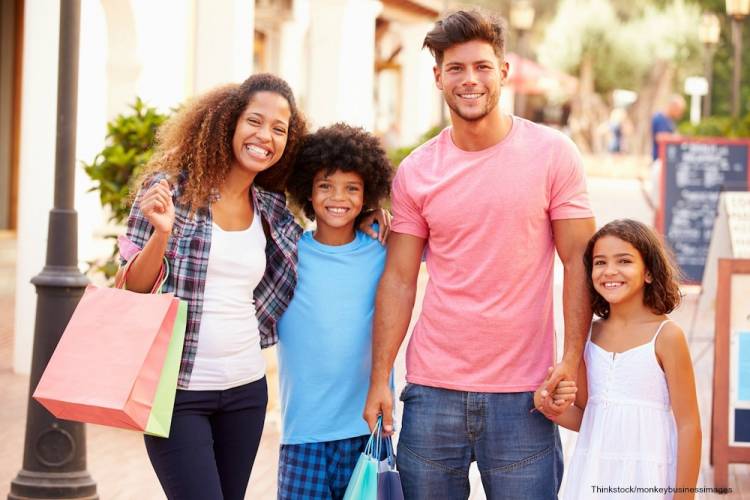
[434,39,507,123]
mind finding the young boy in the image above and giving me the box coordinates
[277,123,393,499]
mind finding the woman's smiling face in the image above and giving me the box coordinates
[231,91,291,175]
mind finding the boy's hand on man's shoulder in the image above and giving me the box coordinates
[359,208,391,244]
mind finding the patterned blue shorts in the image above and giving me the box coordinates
[278,434,370,500]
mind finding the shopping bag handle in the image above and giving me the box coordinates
[364,415,382,458]
[384,434,396,467]
[363,416,398,470]
[115,254,169,294]
[365,415,396,464]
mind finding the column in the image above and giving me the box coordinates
[306,0,381,130]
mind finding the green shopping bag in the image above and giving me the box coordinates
[343,418,382,500]
[145,299,186,437]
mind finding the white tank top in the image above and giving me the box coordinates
[187,212,267,390]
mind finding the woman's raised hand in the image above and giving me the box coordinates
[141,179,175,236]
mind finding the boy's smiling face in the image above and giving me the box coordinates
[310,169,365,241]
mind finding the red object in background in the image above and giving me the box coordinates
[505,52,577,96]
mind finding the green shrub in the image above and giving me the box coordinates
[84,98,170,222]
[388,123,446,168]
[83,98,170,278]
[679,113,750,138]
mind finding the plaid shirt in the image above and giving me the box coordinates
[121,173,301,388]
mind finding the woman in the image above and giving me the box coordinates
[119,74,384,500]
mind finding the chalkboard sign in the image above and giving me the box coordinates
[658,136,750,283]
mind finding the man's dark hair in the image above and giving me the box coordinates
[422,10,507,66]
[286,123,392,222]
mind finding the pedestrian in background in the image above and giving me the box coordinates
[650,95,686,208]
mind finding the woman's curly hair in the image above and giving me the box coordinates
[286,123,393,222]
[134,73,307,209]
[583,219,683,319]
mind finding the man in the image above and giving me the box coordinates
[650,94,686,208]
[651,94,686,161]
[363,10,596,500]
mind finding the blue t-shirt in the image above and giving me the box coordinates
[277,230,386,444]
[651,112,675,160]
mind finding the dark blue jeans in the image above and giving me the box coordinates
[144,377,268,500]
[397,383,563,500]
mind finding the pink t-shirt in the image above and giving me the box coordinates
[391,117,592,392]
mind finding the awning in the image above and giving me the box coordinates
[505,52,577,96]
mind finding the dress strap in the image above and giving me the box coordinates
[650,319,672,343]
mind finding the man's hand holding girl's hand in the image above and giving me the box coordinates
[534,366,577,420]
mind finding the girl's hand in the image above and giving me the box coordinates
[551,380,577,406]
[359,208,391,244]
[141,179,175,236]
[534,367,577,417]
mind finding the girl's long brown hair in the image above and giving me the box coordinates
[583,219,682,319]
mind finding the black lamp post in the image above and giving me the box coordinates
[8,1,98,498]
[699,13,720,117]
[510,0,535,119]
[727,0,749,117]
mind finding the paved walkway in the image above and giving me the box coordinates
[2,169,750,498]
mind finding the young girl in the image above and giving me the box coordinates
[536,219,701,499]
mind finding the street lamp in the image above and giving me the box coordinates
[727,0,750,117]
[510,0,535,119]
[698,13,720,117]
[8,1,98,499]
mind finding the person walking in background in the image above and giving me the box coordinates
[606,107,633,154]
[363,9,596,500]
[649,94,686,209]
[536,219,701,499]
[652,94,686,161]
[276,123,393,500]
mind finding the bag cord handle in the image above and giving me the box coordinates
[116,254,169,294]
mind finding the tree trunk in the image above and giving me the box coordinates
[628,60,675,156]
[569,54,609,153]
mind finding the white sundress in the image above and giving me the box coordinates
[562,320,677,500]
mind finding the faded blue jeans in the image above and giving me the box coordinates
[396,383,563,500]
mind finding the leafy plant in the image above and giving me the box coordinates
[678,113,750,138]
[84,97,169,223]
[83,98,170,278]
[388,124,446,168]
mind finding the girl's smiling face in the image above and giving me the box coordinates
[231,91,291,175]
[591,235,653,306]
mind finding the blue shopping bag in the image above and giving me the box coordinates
[377,435,404,500]
[344,419,382,500]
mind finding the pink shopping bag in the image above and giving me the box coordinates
[33,280,180,432]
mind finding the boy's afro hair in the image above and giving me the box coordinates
[286,122,393,221]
